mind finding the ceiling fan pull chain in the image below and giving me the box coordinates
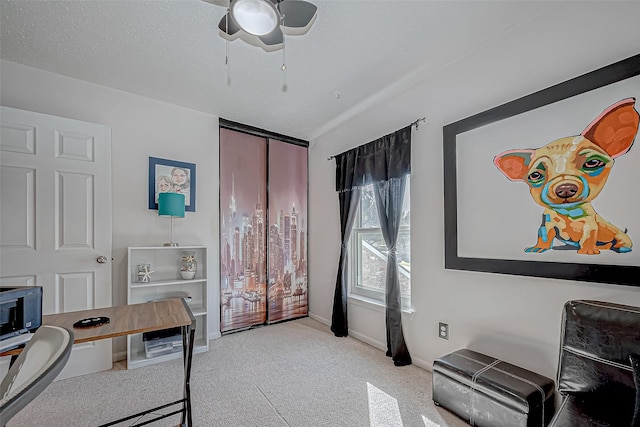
[225,10,230,66]
[281,13,287,91]
[225,9,232,85]
[281,13,287,71]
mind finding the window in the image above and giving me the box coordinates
[349,179,410,308]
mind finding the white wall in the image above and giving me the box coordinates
[0,59,221,359]
[308,2,640,380]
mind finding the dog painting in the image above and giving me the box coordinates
[494,98,639,255]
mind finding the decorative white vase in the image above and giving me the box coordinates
[180,251,197,280]
[180,270,196,280]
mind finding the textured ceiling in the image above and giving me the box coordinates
[0,0,557,140]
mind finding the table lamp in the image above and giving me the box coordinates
[158,192,185,247]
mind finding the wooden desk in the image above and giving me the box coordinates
[5,298,195,427]
[43,299,192,344]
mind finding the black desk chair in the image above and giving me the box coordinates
[0,325,74,426]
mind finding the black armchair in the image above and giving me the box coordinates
[549,300,640,426]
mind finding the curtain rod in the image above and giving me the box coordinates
[327,117,426,161]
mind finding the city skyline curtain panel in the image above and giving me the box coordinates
[268,139,309,324]
[219,128,268,332]
[219,122,309,334]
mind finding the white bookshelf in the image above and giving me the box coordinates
[126,246,209,369]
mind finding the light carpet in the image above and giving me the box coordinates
[8,317,468,427]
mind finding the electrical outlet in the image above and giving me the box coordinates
[438,322,449,340]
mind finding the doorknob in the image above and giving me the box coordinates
[97,256,108,264]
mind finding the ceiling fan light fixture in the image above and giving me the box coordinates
[230,0,279,36]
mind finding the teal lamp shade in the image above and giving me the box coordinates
[158,193,185,218]
[158,192,185,246]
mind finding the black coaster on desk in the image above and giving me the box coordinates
[73,316,110,328]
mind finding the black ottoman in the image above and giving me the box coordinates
[433,349,555,427]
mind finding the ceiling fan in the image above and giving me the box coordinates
[203,0,318,52]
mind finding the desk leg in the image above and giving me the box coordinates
[181,324,195,427]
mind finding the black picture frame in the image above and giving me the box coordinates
[443,54,640,287]
[148,156,196,212]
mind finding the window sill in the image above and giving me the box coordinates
[348,293,414,314]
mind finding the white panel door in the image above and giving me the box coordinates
[0,106,112,380]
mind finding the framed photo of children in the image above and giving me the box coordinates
[148,157,196,212]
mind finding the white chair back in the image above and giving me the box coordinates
[0,325,73,426]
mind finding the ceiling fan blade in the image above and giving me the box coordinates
[201,0,230,7]
[218,14,241,35]
[258,27,284,46]
[277,0,317,29]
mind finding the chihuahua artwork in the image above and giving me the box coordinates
[494,98,639,255]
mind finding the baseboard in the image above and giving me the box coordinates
[411,355,432,372]
[308,313,386,351]
[348,329,386,352]
[112,350,126,363]
[308,314,383,352]
[109,320,432,376]
[309,312,330,326]
[308,313,432,372]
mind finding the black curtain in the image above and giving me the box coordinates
[330,187,361,337]
[373,176,411,366]
[330,126,412,364]
[333,126,411,190]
